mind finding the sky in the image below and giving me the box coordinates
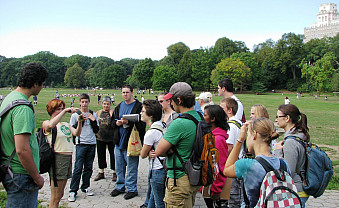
[0,0,337,61]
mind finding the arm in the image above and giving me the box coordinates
[14,134,44,188]
[42,107,78,133]
[68,114,83,136]
[88,112,99,133]
[155,138,173,157]
[140,144,152,159]
[223,123,248,178]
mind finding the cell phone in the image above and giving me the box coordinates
[76,110,82,115]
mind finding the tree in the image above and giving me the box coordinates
[177,50,193,84]
[89,56,114,69]
[64,63,85,88]
[167,42,190,66]
[301,52,337,94]
[210,58,251,91]
[130,58,155,89]
[152,65,178,90]
[231,52,258,91]
[118,58,140,76]
[64,55,91,71]
[100,64,127,88]
[0,59,23,87]
[213,37,248,62]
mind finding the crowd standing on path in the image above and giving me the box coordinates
[0,62,334,208]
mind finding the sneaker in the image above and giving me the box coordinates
[68,192,76,202]
[124,191,138,200]
[94,172,105,181]
[112,172,117,181]
[82,187,94,196]
[110,189,124,197]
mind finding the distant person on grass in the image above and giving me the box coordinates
[0,62,48,208]
[42,99,82,208]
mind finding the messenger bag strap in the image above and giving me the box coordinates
[51,127,58,187]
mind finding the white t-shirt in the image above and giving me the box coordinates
[231,95,244,121]
[144,121,166,170]
[227,116,245,158]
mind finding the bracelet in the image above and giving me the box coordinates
[237,139,244,144]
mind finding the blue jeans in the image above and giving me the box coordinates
[114,146,139,193]
[70,144,96,193]
[3,172,39,208]
[300,197,309,208]
[148,168,165,208]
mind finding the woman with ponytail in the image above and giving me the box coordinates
[223,118,289,207]
[274,104,309,207]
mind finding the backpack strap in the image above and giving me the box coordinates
[89,109,99,134]
[227,120,242,129]
[255,157,284,181]
[178,113,199,125]
[51,127,58,187]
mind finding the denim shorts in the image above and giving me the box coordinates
[3,172,39,208]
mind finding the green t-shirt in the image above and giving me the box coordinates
[0,91,39,174]
[163,110,201,179]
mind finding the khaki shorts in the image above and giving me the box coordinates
[49,153,72,181]
[164,174,200,208]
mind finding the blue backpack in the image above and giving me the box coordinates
[285,136,333,198]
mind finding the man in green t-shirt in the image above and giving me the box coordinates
[0,62,48,208]
[155,82,201,208]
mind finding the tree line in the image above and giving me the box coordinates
[1,32,338,93]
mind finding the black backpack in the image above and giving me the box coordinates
[0,99,34,184]
[36,127,58,187]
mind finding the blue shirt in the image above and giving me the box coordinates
[235,155,291,207]
[117,101,136,149]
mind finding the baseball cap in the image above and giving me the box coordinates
[164,82,193,100]
[205,92,212,98]
[196,92,209,100]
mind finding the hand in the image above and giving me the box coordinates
[121,118,128,124]
[238,122,249,142]
[34,175,44,189]
[116,120,123,126]
[211,193,220,201]
[78,114,85,122]
[275,141,284,150]
[65,107,79,114]
[87,113,95,121]
[148,150,156,159]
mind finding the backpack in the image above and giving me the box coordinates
[36,127,58,187]
[0,99,34,184]
[285,136,333,198]
[170,112,219,186]
[254,157,301,208]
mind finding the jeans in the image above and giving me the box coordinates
[114,146,139,193]
[96,140,115,170]
[144,181,152,206]
[3,172,39,208]
[69,144,96,193]
[148,168,165,208]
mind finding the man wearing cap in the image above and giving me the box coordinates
[196,92,212,113]
[155,82,202,208]
[205,92,214,105]
[93,96,116,181]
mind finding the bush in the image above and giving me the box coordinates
[286,79,303,91]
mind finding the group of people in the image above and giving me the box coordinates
[0,62,311,208]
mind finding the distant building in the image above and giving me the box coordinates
[304,3,339,43]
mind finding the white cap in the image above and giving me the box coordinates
[196,92,209,100]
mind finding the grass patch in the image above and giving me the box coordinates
[327,175,339,190]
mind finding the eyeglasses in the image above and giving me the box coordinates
[159,100,164,103]
[276,115,287,118]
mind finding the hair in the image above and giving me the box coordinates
[248,117,279,145]
[252,104,269,119]
[79,93,90,101]
[17,62,48,88]
[220,97,238,115]
[158,92,167,96]
[46,99,65,116]
[122,84,133,92]
[102,96,111,102]
[204,105,229,132]
[218,78,233,92]
[142,99,163,122]
[278,104,310,142]
[171,93,196,108]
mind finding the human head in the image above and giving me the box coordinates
[102,96,111,111]
[165,82,195,111]
[141,99,162,123]
[205,92,213,102]
[79,93,90,110]
[276,104,309,142]
[204,105,229,132]
[250,104,269,120]
[220,97,238,117]
[122,84,134,102]
[17,62,48,89]
[196,92,210,106]
[246,118,279,153]
[218,78,233,97]
[158,92,173,111]
[46,99,65,116]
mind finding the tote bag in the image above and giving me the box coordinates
[127,124,142,156]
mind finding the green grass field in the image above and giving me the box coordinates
[1,87,338,198]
